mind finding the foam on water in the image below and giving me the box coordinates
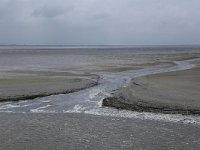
[0,104,20,110]
[64,105,87,113]
[84,108,200,125]
[30,105,54,113]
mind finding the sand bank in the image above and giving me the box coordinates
[103,68,200,115]
[0,70,98,101]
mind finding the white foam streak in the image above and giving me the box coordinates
[84,108,200,125]
[30,105,53,113]
[64,105,87,113]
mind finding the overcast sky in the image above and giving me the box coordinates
[0,0,200,45]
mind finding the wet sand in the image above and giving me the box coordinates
[103,67,200,115]
[0,71,98,101]
[0,113,200,150]
[1,48,200,103]
[1,48,200,149]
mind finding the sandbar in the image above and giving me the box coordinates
[103,68,200,115]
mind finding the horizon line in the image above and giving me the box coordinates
[0,44,200,47]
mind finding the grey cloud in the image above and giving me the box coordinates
[0,0,200,45]
[31,5,71,18]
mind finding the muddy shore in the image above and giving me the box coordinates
[103,67,200,115]
[0,113,200,150]
[0,71,98,102]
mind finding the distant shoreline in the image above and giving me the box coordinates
[1,44,200,49]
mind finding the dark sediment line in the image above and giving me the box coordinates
[0,82,98,102]
[102,97,200,115]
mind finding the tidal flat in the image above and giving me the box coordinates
[0,113,200,150]
[0,71,98,101]
[103,67,200,115]
[0,46,200,149]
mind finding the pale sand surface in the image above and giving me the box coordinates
[103,68,200,114]
[0,71,98,101]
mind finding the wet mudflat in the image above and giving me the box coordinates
[1,47,200,150]
[103,68,200,115]
[0,113,200,150]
